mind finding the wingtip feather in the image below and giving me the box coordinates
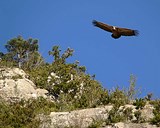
[134,30,139,36]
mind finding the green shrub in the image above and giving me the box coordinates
[105,105,125,124]
[133,98,146,109]
[150,100,160,126]
[151,114,160,127]
[0,97,56,128]
[88,119,104,128]
[28,46,109,111]
[123,107,133,121]
[11,74,23,80]
[134,110,144,123]
[126,74,140,100]
[105,105,134,124]
[109,87,129,107]
[27,64,50,89]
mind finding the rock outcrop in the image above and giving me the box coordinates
[39,104,158,128]
[48,106,112,128]
[0,67,48,102]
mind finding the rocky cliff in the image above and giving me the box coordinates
[0,67,159,128]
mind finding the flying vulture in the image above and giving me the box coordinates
[92,20,139,39]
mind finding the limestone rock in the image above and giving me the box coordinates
[141,104,154,121]
[107,122,159,128]
[0,67,27,79]
[0,67,48,102]
[39,105,113,128]
[39,104,159,128]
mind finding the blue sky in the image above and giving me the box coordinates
[0,1,160,98]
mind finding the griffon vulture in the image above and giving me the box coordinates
[92,20,139,39]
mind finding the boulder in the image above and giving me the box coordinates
[39,105,113,128]
[0,67,48,102]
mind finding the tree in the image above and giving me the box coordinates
[127,74,140,100]
[4,36,43,69]
[49,46,74,64]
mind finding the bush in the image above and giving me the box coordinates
[151,114,160,127]
[105,105,125,124]
[127,74,140,100]
[28,46,109,111]
[88,119,104,128]
[123,107,133,121]
[134,110,144,123]
[150,100,160,126]
[27,64,50,89]
[0,97,56,128]
[109,87,129,107]
[133,98,146,109]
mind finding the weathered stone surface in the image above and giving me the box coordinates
[39,104,159,128]
[0,67,27,79]
[141,103,154,121]
[107,122,159,128]
[0,67,48,102]
[39,105,113,128]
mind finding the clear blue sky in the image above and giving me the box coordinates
[0,1,160,98]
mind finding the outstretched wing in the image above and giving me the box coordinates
[118,27,139,36]
[92,20,139,38]
[92,20,113,33]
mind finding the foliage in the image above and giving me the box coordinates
[0,97,55,128]
[88,119,104,128]
[150,100,160,126]
[134,110,144,123]
[151,113,160,127]
[1,36,160,127]
[1,37,140,111]
[105,105,135,125]
[29,46,109,111]
[27,64,50,89]
[109,87,129,107]
[88,107,133,127]
[126,74,140,100]
[0,51,17,68]
[48,46,74,64]
[105,105,125,124]
[11,74,23,80]
[133,98,146,109]
[0,36,44,70]
[123,107,133,121]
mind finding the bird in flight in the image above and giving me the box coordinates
[92,20,139,39]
